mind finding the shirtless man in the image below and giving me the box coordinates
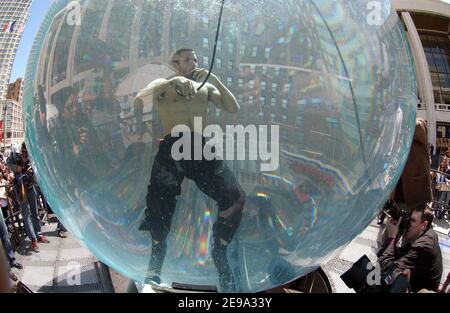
[135,49,245,292]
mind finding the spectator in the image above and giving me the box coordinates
[0,173,10,226]
[391,118,432,213]
[0,206,22,270]
[0,241,13,293]
[439,272,450,293]
[378,207,443,293]
[7,142,50,252]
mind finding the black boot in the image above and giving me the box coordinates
[145,241,167,285]
[212,242,235,293]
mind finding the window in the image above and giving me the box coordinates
[282,99,288,109]
[249,80,255,89]
[264,48,271,59]
[228,43,234,54]
[203,56,209,66]
[284,83,291,93]
[270,113,276,122]
[252,46,258,57]
[203,37,209,48]
[261,81,266,91]
[272,83,278,92]
[239,79,244,88]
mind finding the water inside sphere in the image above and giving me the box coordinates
[24,0,417,292]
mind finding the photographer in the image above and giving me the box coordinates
[6,142,50,252]
[380,118,432,248]
[378,207,443,293]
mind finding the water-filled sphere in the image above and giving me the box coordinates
[24,0,416,292]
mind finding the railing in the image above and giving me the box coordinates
[429,169,450,218]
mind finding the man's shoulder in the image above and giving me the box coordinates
[412,229,439,250]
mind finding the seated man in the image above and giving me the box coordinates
[378,207,443,293]
[135,49,245,292]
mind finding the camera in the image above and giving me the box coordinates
[340,255,410,293]
[382,200,412,235]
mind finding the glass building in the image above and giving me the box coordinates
[0,0,32,101]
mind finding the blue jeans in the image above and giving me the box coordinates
[56,221,67,232]
[0,208,16,265]
[14,185,41,241]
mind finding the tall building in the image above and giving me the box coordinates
[0,98,23,148]
[0,0,31,149]
[0,0,32,101]
[392,0,450,152]
[7,77,23,102]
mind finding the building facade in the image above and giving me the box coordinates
[392,0,450,153]
[0,0,31,149]
[0,0,32,100]
[0,99,23,148]
[7,77,23,102]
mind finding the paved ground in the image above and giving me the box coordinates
[8,216,450,293]
[10,220,114,293]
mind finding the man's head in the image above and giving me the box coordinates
[406,207,434,242]
[61,87,78,119]
[171,48,198,76]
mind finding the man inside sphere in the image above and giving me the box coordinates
[134,49,245,292]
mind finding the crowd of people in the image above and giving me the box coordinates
[375,118,449,293]
[0,142,67,286]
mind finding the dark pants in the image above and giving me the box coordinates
[140,133,243,292]
[0,208,15,265]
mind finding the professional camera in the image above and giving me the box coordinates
[340,255,410,293]
[382,200,412,235]
[14,161,34,189]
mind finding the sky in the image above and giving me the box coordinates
[9,0,52,83]
[8,0,450,82]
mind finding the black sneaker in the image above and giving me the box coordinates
[11,261,23,270]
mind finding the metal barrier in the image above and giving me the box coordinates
[430,169,450,219]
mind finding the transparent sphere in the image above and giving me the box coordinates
[24,0,417,292]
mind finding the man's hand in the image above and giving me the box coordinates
[401,269,411,281]
[78,128,89,145]
[169,77,197,99]
[386,216,402,239]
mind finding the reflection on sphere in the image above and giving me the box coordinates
[24,0,417,292]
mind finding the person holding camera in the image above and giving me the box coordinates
[378,207,443,293]
[6,143,50,252]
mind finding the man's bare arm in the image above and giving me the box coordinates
[194,69,240,113]
[133,77,197,107]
